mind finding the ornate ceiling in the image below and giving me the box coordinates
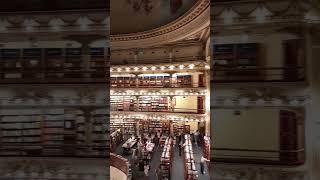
[110,0,197,35]
[111,0,210,49]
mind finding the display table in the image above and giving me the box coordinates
[122,137,137,154]
[145,142,155,152]
[111,129,123,152]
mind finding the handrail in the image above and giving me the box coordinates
[111,82,205,88]
[213,148,305,153]
[111,56,205,65]
[110,107,205,114]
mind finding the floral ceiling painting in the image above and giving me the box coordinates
[112,0,197,34]
[125,0,184,15]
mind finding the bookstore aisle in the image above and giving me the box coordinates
[111,129,211,180]
[110,58,211,180]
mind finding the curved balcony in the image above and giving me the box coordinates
[212,66,306,83]
[110,153,131,180]
[111,55,205,65]
[111,106,205,114]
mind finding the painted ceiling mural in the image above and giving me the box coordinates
[111,0,197,34]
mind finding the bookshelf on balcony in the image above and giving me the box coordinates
[0,108,107,157]
[1,49,22,79]
[0,47,108,83]
[111,74,201,88]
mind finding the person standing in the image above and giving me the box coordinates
[194,130,199,146]
[156,166,163,180]
[179,141,183,156]
[200,156,210,174]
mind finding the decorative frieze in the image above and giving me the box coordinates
[212,0,316,28]
[0,12,108,34]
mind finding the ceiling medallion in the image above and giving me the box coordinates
[126,0,153,15]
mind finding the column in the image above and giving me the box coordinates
[83,108,93,148]
[307,27,320,180]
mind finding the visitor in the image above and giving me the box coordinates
[138,160,144,171]
[177,131,182,145]
[179,141,183,156]
[154,135,159,148]
[131,148,137,162]
[156,166,163,180]
[131,162,140,180]
[157,130,161,139]
[194,130,199,146]
[200,156,210,174]
[144,164,150,179]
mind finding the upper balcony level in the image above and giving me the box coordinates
[0,47,109,84]
[211,40,307,85]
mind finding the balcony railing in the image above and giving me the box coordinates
[212,147,305,165]
[111,82,205,88]
[212,66,305,83]
[110,106,205,114]
[111,55,205,65]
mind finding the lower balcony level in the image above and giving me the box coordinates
[212,66,305,83]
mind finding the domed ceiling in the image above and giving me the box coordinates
[111,0,197,35]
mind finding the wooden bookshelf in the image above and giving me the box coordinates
[110,96,135,111]
[203,136,210,159]
[111,74,200,88]
[138,96,168,112]
[0,108,107,157]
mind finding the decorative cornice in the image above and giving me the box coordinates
[0,11,108,35]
